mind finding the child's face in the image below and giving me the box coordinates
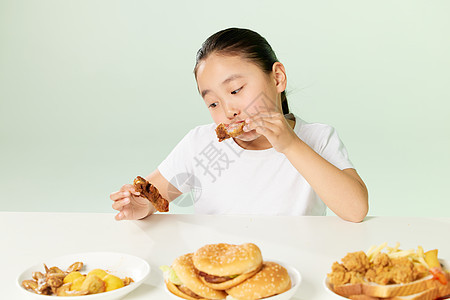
[196,53,283,142]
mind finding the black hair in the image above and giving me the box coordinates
[194,28,289,114]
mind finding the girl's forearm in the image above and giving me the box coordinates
[283,138,368,222]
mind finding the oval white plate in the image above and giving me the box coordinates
[323,276,348,299]
[17,252,150,300]
[163,259,301,300]
[323,259,450,299]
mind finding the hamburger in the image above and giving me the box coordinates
[225,261,292,300]
[192,243,263,290]
[162,253,227,300]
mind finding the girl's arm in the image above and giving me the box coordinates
[283,139,368,222]
[245,113,368,222]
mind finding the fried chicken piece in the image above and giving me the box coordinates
[413,263,429,280]
[215,121,245,142]
[373,269,394,285]
[328,262,353,286]
[366,256,417,285]
[342,251,370,273]
[349,271,366,284]
[373,253,391,268]
[133,176,169,212]
[390,257,415,284]
[328,261,366,286]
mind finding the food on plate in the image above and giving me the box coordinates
[21,261,134,296]
[80,274,106,294]
[164,253,228,300]
[193,243,263,290]
[226,261,291,300]
[133,175,169,212]
[161,242,294,300]
[327,243,450,299]
[63,271,83,284]
[215,121,246,142]
[103,274,125,292]
[71,275,86,291]
[88,268,108,279]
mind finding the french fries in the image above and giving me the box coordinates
[365,243,448,270]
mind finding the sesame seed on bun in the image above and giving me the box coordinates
[193,243,263,290]
[225,261,292,300]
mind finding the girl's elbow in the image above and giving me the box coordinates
[352,196,369,223]
[344,193,369,223]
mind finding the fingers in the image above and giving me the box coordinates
[114,210,134,221]
[115,211,125,221]
[110,185,140,201]
[245,112,284,127]
[120,184,140,196]
[245,114,282,135]
[112,197,130,211]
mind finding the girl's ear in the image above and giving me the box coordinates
[272,62,287,93]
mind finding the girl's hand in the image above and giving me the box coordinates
[244,111,298,153]
[110,184,155,220]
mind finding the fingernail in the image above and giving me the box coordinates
[243,125,250,132]
[123,191,130,196]
[124,198,130,204]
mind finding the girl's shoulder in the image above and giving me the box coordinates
[294,116,336,137]
[294,116,342,152]
[186,123,216,137]
[181,123,217,144]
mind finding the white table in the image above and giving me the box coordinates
[2,212,449,299]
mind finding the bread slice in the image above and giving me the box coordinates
[362,275,435,298]
[334,283,363,297]
[349,295,381,300]
[333,271,450,300]
[348,287,439,300]
[388,287,439,300]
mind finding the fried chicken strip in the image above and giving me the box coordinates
[215,121,245,142]
[133,176,169,212]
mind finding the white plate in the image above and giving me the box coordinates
[323,276,348,299]
[323,259,450,299]
[17,252,150,300]
[163,259,301,300]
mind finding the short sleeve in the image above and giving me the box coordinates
[318,126,354,170]
[157,131,194,194]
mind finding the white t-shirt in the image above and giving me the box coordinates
[158,115,354,216]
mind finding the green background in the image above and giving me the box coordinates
[1,0,449,216]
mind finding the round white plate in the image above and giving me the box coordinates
[163,259,301,300]
[17,252,150,300]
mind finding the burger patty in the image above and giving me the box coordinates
[198,271,233,283]
[178,285,201,299]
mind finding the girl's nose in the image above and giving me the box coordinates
[224,103,240,120]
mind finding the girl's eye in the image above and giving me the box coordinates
[209,103,218,108]
[231,87,242,95]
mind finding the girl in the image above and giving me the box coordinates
[110,28,368,222]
